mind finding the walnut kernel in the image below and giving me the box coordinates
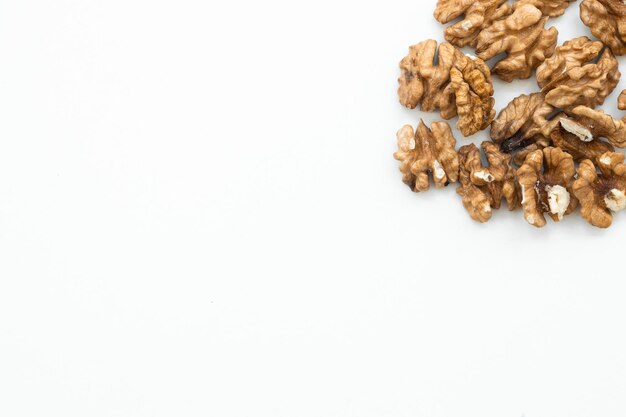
[394,121,459,192]
[573,152,626,228]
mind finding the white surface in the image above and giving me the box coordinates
[1,1,625,416]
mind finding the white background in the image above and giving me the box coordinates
[1,1,625,416]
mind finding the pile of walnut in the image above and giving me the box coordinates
[394,0,626,228]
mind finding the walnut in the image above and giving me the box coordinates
[535,37,620,110]
[573,152,626,228]
[550,118,615,161]
[618,89,626,110]
[393,120,459,192]
[434,0,512,48]
[569,106,626,148]
[490,92,561,153]
[475,4,558,81]
[517,147,577,227]
[515,0,576,17]
[580,0,626,55]
[398,40,495,136]
[512,138,551,166]
[456,142,520,222]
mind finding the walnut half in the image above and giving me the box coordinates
[580,0,626,55]
[550,118,615,161]
[573,152,626,228]
[535,37,620,111]
[517,147,577,227]
[456,142,520,222]
[394,120,459,192]
[398,40,495,136]
[475,4,558,81]
[434,0,511,48]
[490,92,561,153]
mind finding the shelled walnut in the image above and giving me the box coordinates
[434,0,511,48]
[517,147,577,227]
[580,0,626,55]
[550,118,615,161]
[393,120,459,192]
[456,142,520,222]
[515,0,576,17]
[490,92,561,153]
[398,40,495,136]
[573,152,626,228]
[535,37,620,110]
[475,4,557,81]
[569,105,626,148]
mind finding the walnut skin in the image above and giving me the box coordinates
[517,147,577,227]
[398,40,495,136]
[569,106,626,148]
[580,0,626,55]
[550,118,615,161]
[490,92,561,153]
[536,37,604,89]
[475,4,558,81]
[516,0,576,17]
[456,142,520,222]
[618,89,626,110]
[434,0,512,48]
[393,121,459,192]
[536,38,620,111]
[573,152,626,228]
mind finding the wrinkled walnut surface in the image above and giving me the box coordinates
[475,4,557,81]
[398,40,495,136]
[394,120,459,192]
[490,92,561,153]
[573,152,626,228]
[570,106,626,148]
[550,118,615,161]
[456,142,520,222]
[580,0,626,55]
[536,37,620,110]
[434,0,511,48]
[516,0,575,17]
[517,147,577,227]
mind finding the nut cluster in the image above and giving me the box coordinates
[393,0,626,228]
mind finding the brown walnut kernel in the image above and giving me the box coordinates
[535,38,620,111]
[580,0,626,55]
[456,142,520,222]
[434,0,512,48]
[393,120,459,192]
[569,106,626,148]
[475,4,558,81]
[550,118,615,161]
[517,147,577,227]
[573,152,626,228]
[398,40,495,136]
[515,0,576,17]
[490,92,561,153]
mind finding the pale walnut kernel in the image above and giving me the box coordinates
[434,0,512,48]
[517,147,577,227]
[490,92,561,153]
[550,118,615,161]
[393,121,459,192]
[456,142,520,222]
[475,4,558,81]
[580,0,626,55]
[398,40,495,136]
[536,38,620,111]
[573,152,626,228]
